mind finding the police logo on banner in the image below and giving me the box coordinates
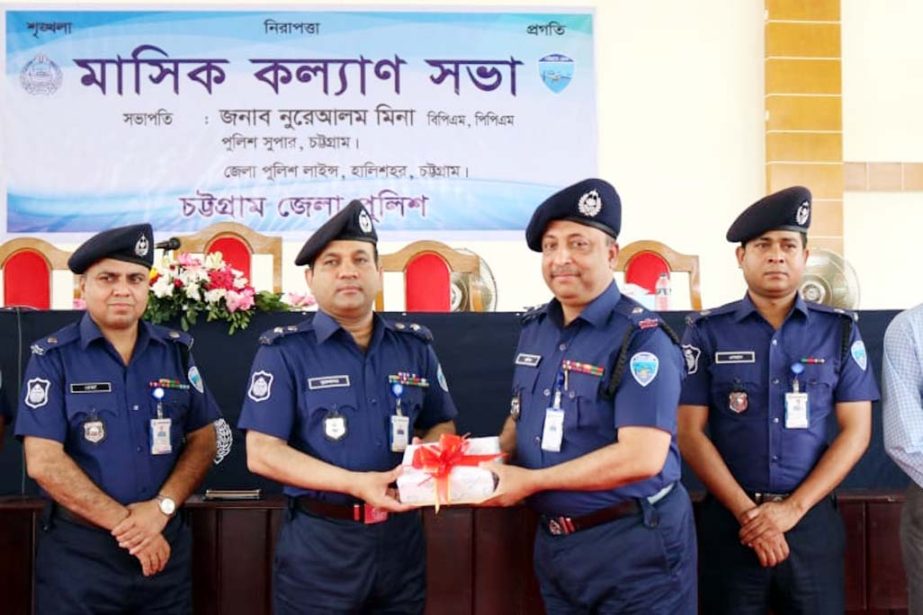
[851,340,868,371]
[682,345,701,375]
[629,352,659,387]
[248,371,273,402]
[188,366,204,393]
[25,378,50,409]
[20,54,62,96]
[538,53,574,93]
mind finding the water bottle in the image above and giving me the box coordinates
[654,273,671,311]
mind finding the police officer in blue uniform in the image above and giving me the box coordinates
[239,200,458,614]
[486,178,697,613]
[678,186,878,614]
[15,223,221,615]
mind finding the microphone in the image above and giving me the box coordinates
[155,237,182,251]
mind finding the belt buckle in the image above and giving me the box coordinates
[360,503,389,525]
[547,516,575,536]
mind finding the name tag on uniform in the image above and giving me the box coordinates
[70,382,112,394]
[784,392,810,429]
[515,353,542,367]
[308,375,350,390]
[541,408,564,452]
[150,418,172,455]
[715,351,756,364]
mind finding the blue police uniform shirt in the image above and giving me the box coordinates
[680,293,880,493]
[14,313,222,504]
[513,282,684,517]
[238,310,458,504]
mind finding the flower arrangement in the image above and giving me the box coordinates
[145,251,288,334]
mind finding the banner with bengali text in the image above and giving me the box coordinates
[1,8,596,237]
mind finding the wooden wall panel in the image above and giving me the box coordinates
[766,95,842,131]
[766,22,840,57]
[867,502,907,610]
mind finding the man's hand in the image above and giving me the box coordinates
[351,465,415,513]
[112,499,169,554]
[749,531,790,567]
[477,461,537,507]
[738,500,803,545]
[134,533,171,577]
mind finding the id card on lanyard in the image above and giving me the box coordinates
[541,372,566,452]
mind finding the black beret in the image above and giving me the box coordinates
[727,186,812,243]
[525,178,621,251]
[68,223,154,274]
[295,200,377,266]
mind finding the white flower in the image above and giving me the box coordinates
[152,276,174,298]
[184,285,202,301]
[204,252,224,269]
[204,288,227,304]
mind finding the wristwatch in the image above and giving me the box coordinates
[156,494,176,516]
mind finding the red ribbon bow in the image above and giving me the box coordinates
[411,434,501,511]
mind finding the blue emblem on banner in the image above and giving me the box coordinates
[539,54,574,93]
[629,352,659,387]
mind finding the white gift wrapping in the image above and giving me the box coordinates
[397,436,503,506]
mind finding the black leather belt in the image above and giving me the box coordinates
[293,496,390,525]
[747,491,790,505]
[541,483,676,536]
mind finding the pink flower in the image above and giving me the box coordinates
[177,253,202,268]
[207,268,235,291]
[284,292,316,308]
[226,288,255,313]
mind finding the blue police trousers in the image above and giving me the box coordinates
[35,505,192,615]
[273,503,426,614]
[698,493,845,614]
[533,483,698,614]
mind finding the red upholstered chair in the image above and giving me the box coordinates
[376,240,483,312]
[176,222,282,292]
[0,238,72,309]
[615,240,703,310]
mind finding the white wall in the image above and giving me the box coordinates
[842,0,923,310]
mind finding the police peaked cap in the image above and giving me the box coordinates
[726,186,812,243]
[68,223,154,274]
[525,178,621,251]
[294,200,378,266]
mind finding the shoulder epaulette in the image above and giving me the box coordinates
[520,304,546,324]
[30,325,79,356]
[259,321,313,345]
[151,325,194,349]
[807,301,859,322]
[392,321,433,343]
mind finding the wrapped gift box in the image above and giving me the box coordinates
[397,435,503,508]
